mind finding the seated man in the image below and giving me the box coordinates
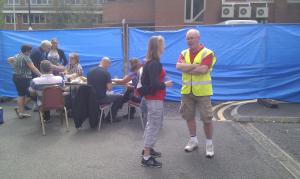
[29,60,65,122]
[87,57,123,122]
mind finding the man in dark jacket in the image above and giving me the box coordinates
[87,57,123,122]
[30,40,52,78]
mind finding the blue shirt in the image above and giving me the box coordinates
[30,47,46,73]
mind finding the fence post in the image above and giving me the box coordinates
[122,19,129,76]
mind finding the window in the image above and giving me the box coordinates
[94,0,107,4]
[65,0,81,4]
[185,0,206,23]
[287,0,300,3]
[5,14,15,24]
[96,14,103,24]
[6,0,20,4]
[23,14,47,24]
[30,0,51,5]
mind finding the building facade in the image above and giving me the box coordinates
[2,0,106,30]
[2,0,300,30]
[103,0,300,28]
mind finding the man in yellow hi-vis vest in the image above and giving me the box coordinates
[176,29,216,158]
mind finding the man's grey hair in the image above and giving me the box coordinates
[101,57,111,63]
[186,29,200,37]
[40,40,52,48]
[40,60,52,74]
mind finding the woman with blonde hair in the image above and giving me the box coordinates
[140,36,172,168]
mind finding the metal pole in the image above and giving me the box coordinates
[13,0,16,30]
[122,19,129,76]
[28,0,32,30]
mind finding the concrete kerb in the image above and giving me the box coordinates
[231,103,300,123]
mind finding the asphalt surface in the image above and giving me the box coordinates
[223,101,300,163]
[253,123,300,162]
[0,101,297,179]
[237,102,300,117]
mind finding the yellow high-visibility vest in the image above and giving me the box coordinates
[181,47,216,96]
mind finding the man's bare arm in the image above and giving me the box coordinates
[176,63,197,73]
[107,82,113,91]
[27,63,42,76]
[187,65,209,75]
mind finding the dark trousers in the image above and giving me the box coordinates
[44,111,50,121]
[121,88,141,116]
[99,94,123,120]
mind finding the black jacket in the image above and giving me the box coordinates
[72,85,99,129]
[141,60,166,96]
[57,48,68,66]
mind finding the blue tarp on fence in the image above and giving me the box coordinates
[0,28,123,97]
[1,24,300,102]
[129,24,300,102]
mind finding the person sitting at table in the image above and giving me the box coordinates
[112,58,143,119]
[87,57,123,122]
[65,53,83,81]
[29,60,65,122]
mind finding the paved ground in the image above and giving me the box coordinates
[0,100,298,179]
[253,123,300,162]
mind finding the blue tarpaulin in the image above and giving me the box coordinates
[129,24,300,102]
[1,24,300,102]
[0,28,124,97]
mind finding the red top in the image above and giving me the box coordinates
[177,44,213,68]
[145,68,166,101]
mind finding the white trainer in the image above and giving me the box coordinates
[206,143,214,158]
[184,139,198,152]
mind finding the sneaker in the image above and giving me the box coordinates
[206,143,214,158]
[141,148,162,158]
[141,156,162,168]
[184,138,198,152]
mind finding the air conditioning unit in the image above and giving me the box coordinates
[221,6,234,18]
[238,6,251,18]
[256,7,269,18]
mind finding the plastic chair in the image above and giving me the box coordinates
[127,100,144,129]
[38,86,69,136]
[98,103,113,131]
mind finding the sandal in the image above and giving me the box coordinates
[14,108,21,119]
[19,113,31,118]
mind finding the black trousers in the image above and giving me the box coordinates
[99,94,123,120]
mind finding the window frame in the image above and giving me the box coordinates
[5,14,15,24]
[22,14,47,24]
[6,0,20,5]
[184,0,206,23]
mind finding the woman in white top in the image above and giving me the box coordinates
[47,38,67,75]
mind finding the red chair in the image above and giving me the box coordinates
[38,86,69,136]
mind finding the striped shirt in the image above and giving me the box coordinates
[13,53,33,79]
[30,74,64,106]
[67,64,83,76]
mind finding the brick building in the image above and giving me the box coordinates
[103,0,300,27]
[2,0,300,30]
